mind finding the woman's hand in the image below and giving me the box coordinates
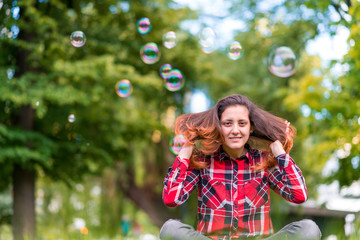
[269,120,290,157]
[178,142,194,160]
[270,120,291,157]
[269,140,286,157]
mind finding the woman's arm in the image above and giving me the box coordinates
[162,144,200,207]
[268,140,307,203]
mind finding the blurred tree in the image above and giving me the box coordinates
[0,0,223,238]
[275,0,360,189]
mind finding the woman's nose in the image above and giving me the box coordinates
[232,125,240,134]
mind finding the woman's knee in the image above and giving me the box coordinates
[159,219,209,240]
[159,219,182,239]
[298,219,322,240]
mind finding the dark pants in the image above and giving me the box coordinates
[159,219,322,240]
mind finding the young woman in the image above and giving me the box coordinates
[160,94,321,240]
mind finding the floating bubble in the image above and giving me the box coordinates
[227,41,244,60]
[160,64,172,78]
[199,27,216,47]
[169,134,187,155]
[70,31,86,47]
[115,79,133,98]
[137,17,152,34]
[164,69,184,92]
[267,46,297,78]
[199,27,216,54]
[201,45,216,54]
[162,31,177,49]
[140,42,161,64]
[68,114,76,123]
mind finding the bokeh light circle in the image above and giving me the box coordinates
[256,18,272,37]
[160,64,172,78]
[70,31,86,47]
[163,31,177,49]
[169,134,187,155]
[115,79,133,98]
[68,114,76,123]
[140,42,161,64]
[267,46,297,78]
[227,41,244,60]
[137,17,152,34]
[164,69,184,92]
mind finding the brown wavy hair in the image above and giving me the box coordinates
[174,94,296,170]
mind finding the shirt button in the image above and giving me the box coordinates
[233,218,238,230]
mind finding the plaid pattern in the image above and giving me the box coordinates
[162,145,307,239]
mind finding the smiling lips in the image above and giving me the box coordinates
[229,137,242,141]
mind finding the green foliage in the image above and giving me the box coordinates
[0,189,12,226]
[1,0,358,238]
[0,0,210,188]
[35,173,159,239]
[282,0,360,187]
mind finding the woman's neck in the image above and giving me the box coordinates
[223,146,246,159]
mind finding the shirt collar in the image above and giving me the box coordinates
[218,143,251,162]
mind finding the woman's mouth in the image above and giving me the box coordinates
[229,137,242,141]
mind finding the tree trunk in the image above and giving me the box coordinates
[12,105,36,240]
[120,182,178,227]
[116,163,179,228]
[12,1,38,238]
[12,165,36,240]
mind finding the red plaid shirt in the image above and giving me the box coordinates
[162,145,307,239]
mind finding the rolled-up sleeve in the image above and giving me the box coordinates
[162,156,200,207]
[268,154,307,203]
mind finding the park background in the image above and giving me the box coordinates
[1,0,360,239]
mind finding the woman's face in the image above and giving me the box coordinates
[220,104,252,159]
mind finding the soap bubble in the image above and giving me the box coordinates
[169,134,187,155]
[199,27,216,47]
[162,31,177,49]
[160,64,172,78]
[115,79,133,98]
[137,17,151,34]
[164,69,184,92]
[70,31,86,47]
[199,27,216,54]
[201,45,216,54]
[227,41,244,60]
[68,114,76,123]
[140,42,161,64]
[267,46,297,78]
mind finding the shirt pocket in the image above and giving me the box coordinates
[201,177,230,210]
[244,176,269,208]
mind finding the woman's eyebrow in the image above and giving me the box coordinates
[221,119,233,122]
[222,117,249,121]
